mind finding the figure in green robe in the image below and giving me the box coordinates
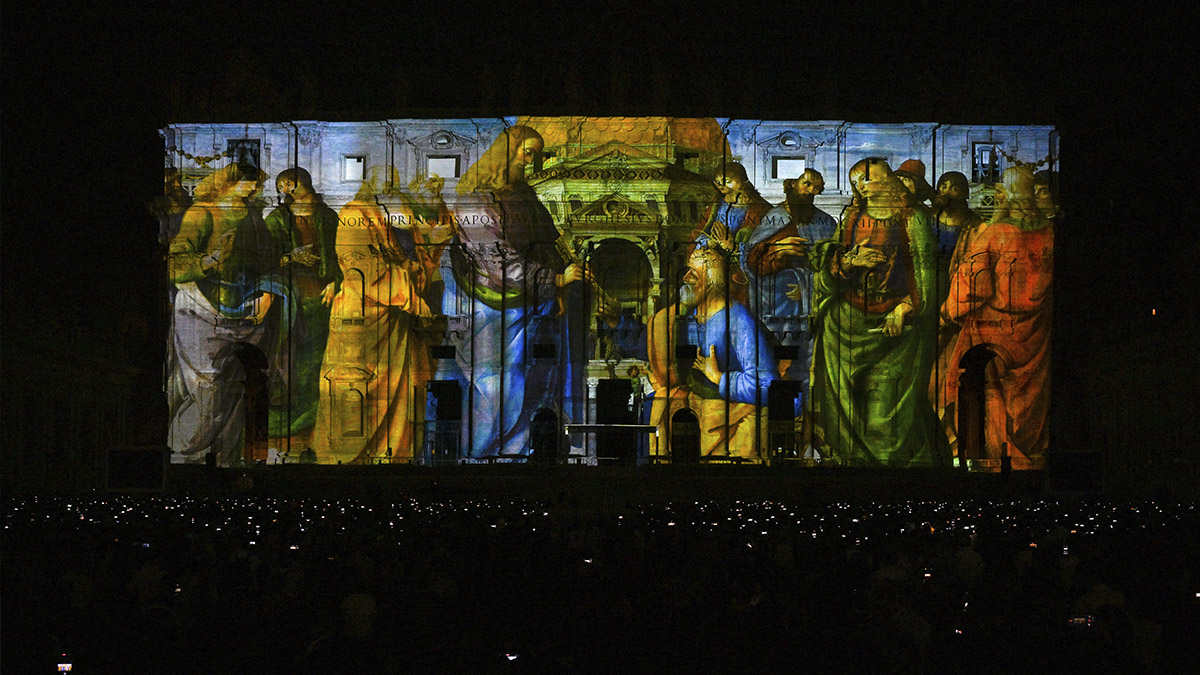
[810,158,942,467]
[263,167,341,438]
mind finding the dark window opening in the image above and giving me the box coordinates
[227,139,261,176]
[972,143,1002,184]
[670,409,701,463]
[767,380,804,421]
[430,344,456,360]
[425,380,462,464]
[596,379,637,462]
[774,344,800,360]
[427,380,463,421]
[675,151,699,170]
[530,408,559,461]
[675,344,698,361]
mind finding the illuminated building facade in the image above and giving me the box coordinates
[160,117,1058,469]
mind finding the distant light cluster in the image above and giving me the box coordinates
[4,495,1194,554]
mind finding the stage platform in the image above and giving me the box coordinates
[161,462,1053,506]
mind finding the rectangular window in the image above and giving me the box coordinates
[429,345,456,360]
[774,344,800,360]
[338,388,364,437]
[227,139,261,175]
[676,151,699,171]
[972,143,1001,183]
[767,380,804,421]
[772,156,806,180]
[675,344,698,360]
[342,156,366,182]
[426,155,461,179]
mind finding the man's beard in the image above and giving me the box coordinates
[506,166,528,185]
[678,282,698,311]
[931,193,967,213]
[786,194,815,224]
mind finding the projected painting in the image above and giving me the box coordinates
[161,118,1058,469]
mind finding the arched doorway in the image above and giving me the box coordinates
[957,345,999,465]
[596,379,637,463]
[589,238,652,361]
[670,409,700,464]
[767,380,804,459]
[425,380,463,465]
[232,343,269,465]
[530,408,560,463]
[589,238,653,312]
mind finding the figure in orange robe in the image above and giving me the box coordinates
[941,167,1053,468]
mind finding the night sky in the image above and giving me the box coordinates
[2,3,1196,410]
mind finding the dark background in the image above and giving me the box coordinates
[3,3,1197,470]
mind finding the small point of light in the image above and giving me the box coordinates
[1151,308,1157,316]
[505,654,520,661]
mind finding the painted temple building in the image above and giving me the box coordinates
[159,117,1059,469]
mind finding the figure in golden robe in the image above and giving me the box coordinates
[647,245,777,460]
[313,167,451,463]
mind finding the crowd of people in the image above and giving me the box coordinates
[4,491,1195,673]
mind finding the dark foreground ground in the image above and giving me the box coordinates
[3,466,1198,673]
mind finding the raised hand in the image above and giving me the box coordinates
[202,228,239,272]
[693,344,722,384]
[883,301,912,337]
[282,244,319,267]
[555,262,594,287]
[247,292,274,325]
[708,221,734,252]
[769,235,809,263]
[842,243,887,270]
